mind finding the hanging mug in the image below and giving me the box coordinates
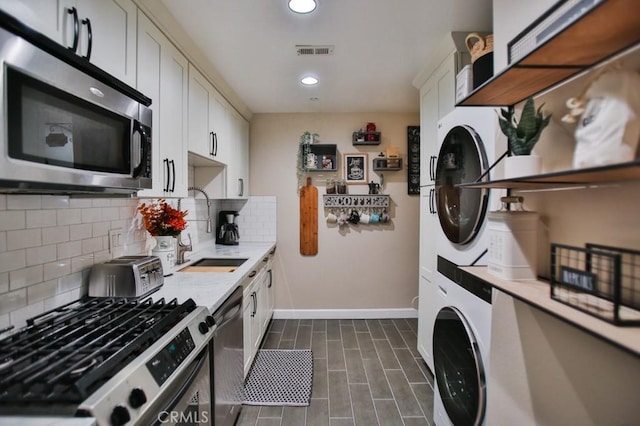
[348,209,360,224]
[370,211,380,224]
[326,212,338,223]
[360,211,371,224]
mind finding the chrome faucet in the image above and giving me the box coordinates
[177,186,213,233]
[177,233,192,265]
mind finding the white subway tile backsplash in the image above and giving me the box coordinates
[26,209,58,228]
[58,272,83,293]
[57,209,82,226]
[25,245,57,267]
[0,211,26,231]
[42,226,70,245]
[0,289,26,313]
[7,229,42,250]
[92,222,110,237]
[69,198,92,209]
[82,237,103,255]
[0,273,8,294]
[27,279,57,304]
[57,241,82,260]
[7,195,42,210]
[9,265,43,290]
[71,254,94,273]
[0,314,8,330]
[43,260,71,281]
[70,223,92,241]
[0,194,276,329]
[41,195,70,209]
[81,208,103,223]
[0,250,26,273]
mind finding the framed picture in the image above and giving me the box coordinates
[343,153,368,184]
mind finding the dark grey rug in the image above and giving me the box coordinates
[243,349,313,406]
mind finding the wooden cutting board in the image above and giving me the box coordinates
[300,177,318,255]
[178,266,238,273]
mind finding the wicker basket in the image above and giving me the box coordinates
[465,32,494,63]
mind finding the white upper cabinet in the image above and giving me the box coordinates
[0,0,137,87]
[75,0,137,87]
[137,11,188,198]
[188,64,217,160]
[226,109,250,198]
[211,91,231,166]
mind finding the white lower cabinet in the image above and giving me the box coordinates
[243,260,275,377]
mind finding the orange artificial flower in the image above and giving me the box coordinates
[137,199,188,237]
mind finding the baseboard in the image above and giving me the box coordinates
[272,308,418,320]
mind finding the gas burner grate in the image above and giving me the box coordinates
[0,296,196,411]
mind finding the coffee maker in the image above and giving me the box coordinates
[216,210,240,245]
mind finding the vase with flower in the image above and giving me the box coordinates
[137,199,188,272]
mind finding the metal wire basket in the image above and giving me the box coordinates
[550,243,640,326]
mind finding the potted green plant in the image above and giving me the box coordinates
[498,96,551,178]
[296,131,319,189]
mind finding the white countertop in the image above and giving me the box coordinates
[153,241,277,313]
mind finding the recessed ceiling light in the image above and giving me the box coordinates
[288,0,317,14]
[301,76,318,85]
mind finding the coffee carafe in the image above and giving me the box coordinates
[216,210,240,245]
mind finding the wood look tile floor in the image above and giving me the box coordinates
[236,319,435,426]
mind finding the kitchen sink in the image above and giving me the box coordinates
[179,257,248,272]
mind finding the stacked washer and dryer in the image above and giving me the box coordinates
[424,107,506,426]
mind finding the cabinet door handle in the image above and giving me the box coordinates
[251,292,257,317]
[67,7,79,53]
[209,131,214,156]
[248,270,257,278]
[213,133,218,156]
[163,158,170,192]
[267,270,272,288]
[81,17,92,60]
[170,159,176,192]
[239,178,244,197]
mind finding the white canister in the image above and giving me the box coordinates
[487,210,539,280]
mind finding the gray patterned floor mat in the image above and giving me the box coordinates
[243,349,313,406]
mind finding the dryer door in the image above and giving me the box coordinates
[433,306,486,426]
[435,125,489,245]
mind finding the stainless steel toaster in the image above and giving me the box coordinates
[89,256,164,298]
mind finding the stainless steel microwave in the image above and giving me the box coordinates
[0,11,152,194]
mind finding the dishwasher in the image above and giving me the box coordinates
[212,286,244,426]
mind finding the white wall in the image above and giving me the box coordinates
[249,112,420,312]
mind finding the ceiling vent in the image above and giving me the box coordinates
[296,45,334,56]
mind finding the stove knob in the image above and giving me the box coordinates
[205,315,215,327]
[110,404,131,426]
[129,387,147,409]
[198,321,209,334]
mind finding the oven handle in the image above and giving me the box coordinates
[152,345,209,425]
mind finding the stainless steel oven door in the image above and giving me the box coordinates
[141,343,214,426]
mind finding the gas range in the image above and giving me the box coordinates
[0,296,216,425]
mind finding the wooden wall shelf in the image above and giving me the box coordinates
[352,131,381,145]
[373,158,402,171]
[460,266,640,357]
[457,160,640,190]
[457,0,640,107]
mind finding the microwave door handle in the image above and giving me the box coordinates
[67,7,79,53]
[81,17,93,60]
[132,121,149,178]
